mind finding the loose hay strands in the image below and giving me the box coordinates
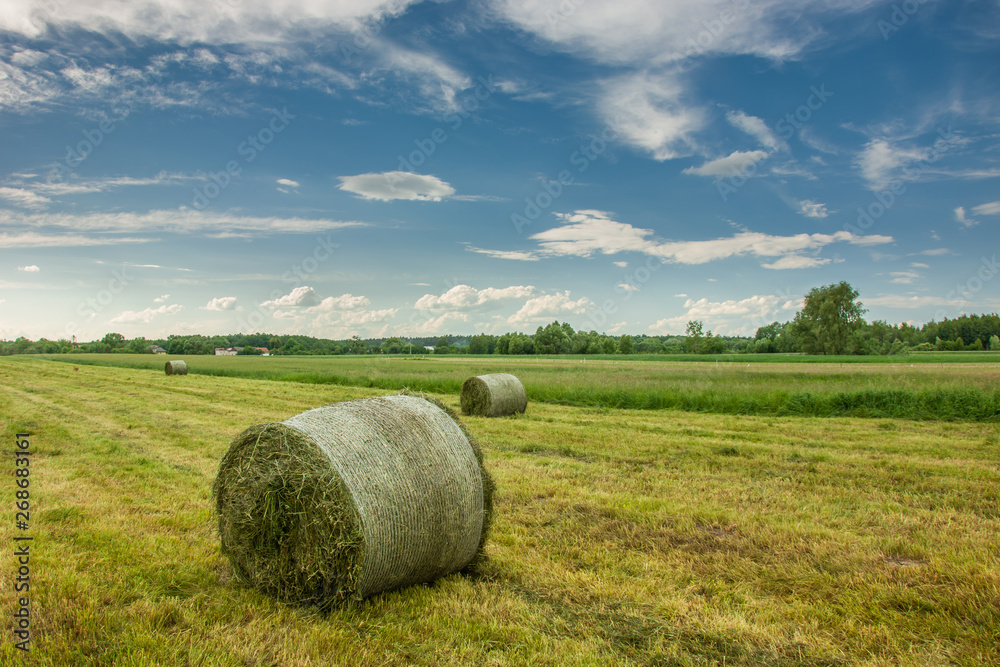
[461,373,527,417]
[164,360,188,375]
[212,394,494,609]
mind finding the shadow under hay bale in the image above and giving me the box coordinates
[212,394,494,609]
[461,373,527,417]
[164,360,188,375]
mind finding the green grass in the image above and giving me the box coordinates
[1,356,999,665]
[41,353,1000,421]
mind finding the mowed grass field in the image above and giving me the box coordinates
[1,356,999,665]
[44,353,1000,421]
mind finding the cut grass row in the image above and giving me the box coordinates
[41,354,1000,422]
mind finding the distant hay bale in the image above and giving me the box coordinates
[164,360,188,376]
[212,394,494,609]
[461,373,527,417]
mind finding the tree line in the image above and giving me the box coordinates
[3,282,999,357]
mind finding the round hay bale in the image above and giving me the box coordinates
[461,373,527,417]
[164,360,188,376]
[212,394,494,608]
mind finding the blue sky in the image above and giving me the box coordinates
[1,0,998,341]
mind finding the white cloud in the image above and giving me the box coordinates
[203,296,237,311]
[761,255,831,270]
[613,261,628,268]
[517,210,893,267]
[493,0,853,66]
[376,45,471,113]
[338,172,456,201]
[0,187,51,209]
[466,247,541,261]
[0,209,364,236]
[617,283,639,293]
[726,111,783,152]
[508,291,595,325]
[889,271,920,284]
[955,206,979,228]
[683,150,769,178]
[683,294,783,319]
[261,286,319,308]
[911,262,930,268]
[153,294,170,303]
[798,200,829,218]
[916,248,951,256]
[855,139,926,191]
[276,178,300,188]
[972,201,1000,216]
[416,284,536,311]
[0,232,153,248]
[305,294,371,311]
[674,293,688,297]
[0,0,421,44]
[17,265,40,272]
[598,71,705,161]
[864,295,959,308]
[109,303,183,324]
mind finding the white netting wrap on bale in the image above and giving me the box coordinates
[164,360,188,375]
[461,373,527,417]
[213,394,494,608]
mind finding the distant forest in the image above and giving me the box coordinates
[4,313,1000,357]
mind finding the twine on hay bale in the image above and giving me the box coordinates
[212,394,494,609]
[164,360,188,376]
[461,373,527,417]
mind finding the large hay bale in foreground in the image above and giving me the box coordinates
[164,360,188,375]
[461,373,527,417]
[213,394,494,608]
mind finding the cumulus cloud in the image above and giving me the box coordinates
[598,71,704,161]
[415,284,536,311]
[306,294,371,311]
[109,303,183,324]
[683,150,769,178]
[649,293,800,335]
[337,172,455,201]
[507,291,595,325]
[17,265,40,272]
[617,283,639,293]
[855,139,926,191]
[153,294,170,303]
[203,296,237,311]
[277,178,300,188]
[261,286,320,308]
[798,200,829,218]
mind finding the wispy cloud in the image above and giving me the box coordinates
[955,206,979,228]
[338,172,456,201]
[683,150,769,178]
[109,303,183,324]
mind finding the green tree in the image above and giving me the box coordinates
[990,335,1000,351]
[348,335,366,355]
[239,346,263,355]
[618,335,634,354]
[269,336,282,355]
[434,336,451,354]
[381,337,404,354]
[102,332,126,349]
[790,282,867,355]
[534,321,573,354]
[685,321,704,354]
